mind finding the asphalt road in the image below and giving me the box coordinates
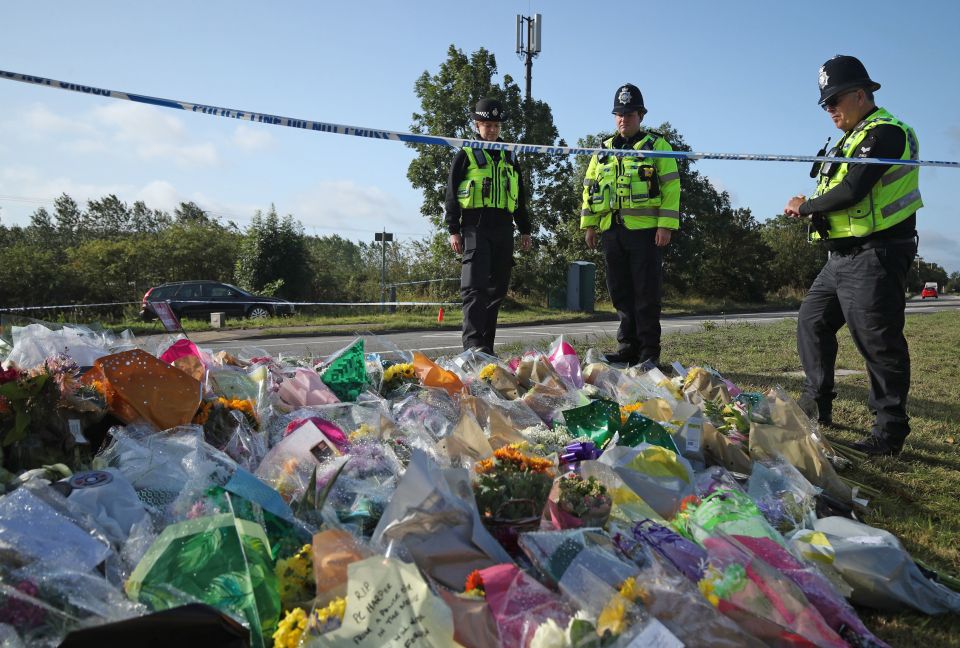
[197,295,959,360]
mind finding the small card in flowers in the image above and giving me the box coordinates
[322,556,461,648]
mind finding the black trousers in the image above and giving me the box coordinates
[461,225,514,353]
[797,240,916,443]
[602,225,663,361]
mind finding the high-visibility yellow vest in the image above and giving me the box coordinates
[580,133,681,232]
[456,148,520,213]
[813,107,921,239]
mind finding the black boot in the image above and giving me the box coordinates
[851,435,903,457]
[604,350,639,366]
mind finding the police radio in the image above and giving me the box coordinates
[810,137,831,178]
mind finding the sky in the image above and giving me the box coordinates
[1,1,959,272]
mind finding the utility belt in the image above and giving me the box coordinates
[828,236,917,259]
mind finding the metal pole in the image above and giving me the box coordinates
[380,228,386,313]
[525,17,533,101]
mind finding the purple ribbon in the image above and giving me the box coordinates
[559,441,601,465]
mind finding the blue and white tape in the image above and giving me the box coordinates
[2,68,958,169]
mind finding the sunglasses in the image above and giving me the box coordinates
[822,89,859,111]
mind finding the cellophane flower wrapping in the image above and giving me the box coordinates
[609,534,765,648]
[545,336,584,389]
[542,472,612,531]
[478,563,572,648]
[695,530,848,648]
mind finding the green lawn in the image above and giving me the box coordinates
[612,312,960,646]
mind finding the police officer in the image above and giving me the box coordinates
[445,97,532,355]
[785,55,921,457]
[581,84,681,366]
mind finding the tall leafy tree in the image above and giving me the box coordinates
[760,214,827,292]
[407,45,568,236]
[234,206,313,299]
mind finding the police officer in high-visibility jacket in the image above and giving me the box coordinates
[581,84,680,366]
[445,98,532,356]
[785,55,920,457]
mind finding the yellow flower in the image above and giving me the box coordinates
[316,596,347,625]
[348,423,375,442]
[596,596,627,637]
[619,402,644,425]
[698,576,720,607]
[478,364,498,381]
[275,545,314,608]
[383,363,415,385]
[273,607,308,648]
[617,576,645,604]
[683,367,707,389]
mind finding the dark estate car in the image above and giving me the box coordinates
[140,280,295,321]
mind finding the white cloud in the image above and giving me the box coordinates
[23,103,96,136]
[92,102,220,167]
[0,102,221,168]
[232,124,275,152]
[135,180,184,211]
[289,180,427,236]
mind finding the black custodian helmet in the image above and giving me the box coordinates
[818,55,881,106]
[471,97,504,122]
[611,83,646,115]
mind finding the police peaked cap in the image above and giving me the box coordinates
[818,55,881,106]
[471,97,505,122]
[612,83,646,115]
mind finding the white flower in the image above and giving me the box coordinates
[529,619,572,648]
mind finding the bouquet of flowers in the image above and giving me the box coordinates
[474,445,555,553]
[1,356,107,474]
[478,363,522,401]
[543,473,612,531]
[379,361,417,394]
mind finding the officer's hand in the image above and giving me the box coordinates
[584,227,598,250]
[520,234,532,252]
[449,233,463,254]
[655,228,672,247]
[784,195,805,217]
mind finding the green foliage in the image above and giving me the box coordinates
[907,257,949,293]
[760,214,827,291]
[655,124,773,301]
[234,205,313,300]
[406,44,570,238]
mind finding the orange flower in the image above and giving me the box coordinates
[192,400,213,425]
[474,445,555,476]
[620,401,644,425]
[464,570,484,595]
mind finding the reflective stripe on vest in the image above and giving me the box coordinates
[812,108,922,240]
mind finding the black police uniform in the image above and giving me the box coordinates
[603,130,666,366]
[444,145,531,355]
[797,57,918,454]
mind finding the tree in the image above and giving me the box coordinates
[906,257,949,293]
[306,234,376,301]
[760,214,827,292]
[53,193,83,242]
[946,271,960,294]
[85,194,131,238]
[234,206,313,300]
[407,45,568,237]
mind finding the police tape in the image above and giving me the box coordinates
[3,68,958,169]
[0,300,461,313]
